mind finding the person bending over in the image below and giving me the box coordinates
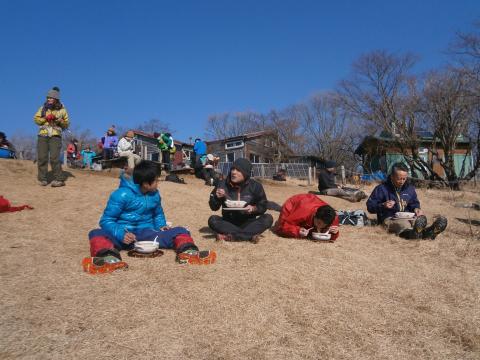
[274,193,340,241]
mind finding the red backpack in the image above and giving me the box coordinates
[0,196,33,213]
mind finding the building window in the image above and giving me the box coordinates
[225,140,244,150]
[226,152,235,162]
[249,153,260,163]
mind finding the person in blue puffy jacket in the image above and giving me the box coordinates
[367,162,447,240]
[88,160,216,265]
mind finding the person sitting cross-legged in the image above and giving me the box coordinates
[366,162,447,240]
[88,160,216,265]
[274,193,340,241]
[208,158,273,243]
[317,160,367,202]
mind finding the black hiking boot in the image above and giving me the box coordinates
[413,215,428,238]
[422,216,448,240]
[399,215,427,240]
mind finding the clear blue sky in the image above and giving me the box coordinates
[1,0,479,142]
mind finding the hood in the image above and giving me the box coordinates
[228,158,252,183]
[119,174,142,195]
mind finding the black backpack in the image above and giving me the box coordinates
[165,174,186,184]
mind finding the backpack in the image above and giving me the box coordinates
[165,174,185,184]
[336,210,370,227]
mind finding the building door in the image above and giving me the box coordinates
[226,152,235,162]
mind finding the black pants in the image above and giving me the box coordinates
[208,214,273,241]
[162,151,171,170]
[202,168,217,185]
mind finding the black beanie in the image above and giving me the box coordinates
[232,158,252,179]
[324,160,337,168]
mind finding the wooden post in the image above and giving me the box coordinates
[308,166,312,186]
[64,150,68,166]
[341,165,346,185]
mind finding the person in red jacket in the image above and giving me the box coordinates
[274,193,340,241]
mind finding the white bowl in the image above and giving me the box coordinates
[395,212,415,219]
[225,200,247,208]
[134,241,159,253]
[311,232,331,241]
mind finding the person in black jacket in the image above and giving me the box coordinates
[317,160,366,202]
[208,158,273,243]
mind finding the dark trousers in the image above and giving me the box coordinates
[103,148,114,160]
[208,214,273,241]
[162,151,171,170]
[37,136,62,182]
[202,168,217,185]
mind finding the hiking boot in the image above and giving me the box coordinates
[176,249,217,265]
[250,234,261,244]
[422,216,448,240]
[38,180,48,186]
[412,215,428,238]
[216,233,233,242]
[51,180,65,187]
[353,191,366,202]
[400,215,428,240]
[82,256,128,274]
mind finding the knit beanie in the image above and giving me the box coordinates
[47,86,60,100]
[232,158,252,180]
[324,160,337,168]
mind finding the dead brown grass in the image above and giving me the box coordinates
[0,159,479,360]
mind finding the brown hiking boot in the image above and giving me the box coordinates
[51,180,65,187]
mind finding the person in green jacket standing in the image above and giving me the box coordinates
[34,87,70,187]
[155,132,175,171]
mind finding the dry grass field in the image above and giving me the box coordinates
[0,159,479,360]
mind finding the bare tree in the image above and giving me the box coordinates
[265,108,305,161]
[449,21,480,180]
[135,118,171,135]
[337,50,442,180]
[10,132,36,160]
[423,68,474,187]
[205,111,264,140]
[295,92,359,168]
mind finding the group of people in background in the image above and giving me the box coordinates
[30,87,448,268]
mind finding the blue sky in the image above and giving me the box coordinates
[1,0,479,142]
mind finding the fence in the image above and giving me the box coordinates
[217,162,312,181]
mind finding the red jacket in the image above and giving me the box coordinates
[276,194,340,240]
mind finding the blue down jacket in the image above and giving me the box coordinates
[366,176,420,223]
[100,175,166,246]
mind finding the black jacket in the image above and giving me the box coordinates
[317,169,337,191]
[209,178,268,224]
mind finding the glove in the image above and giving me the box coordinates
[45,114,56,122]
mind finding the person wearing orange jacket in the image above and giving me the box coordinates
[274,193,340,241]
